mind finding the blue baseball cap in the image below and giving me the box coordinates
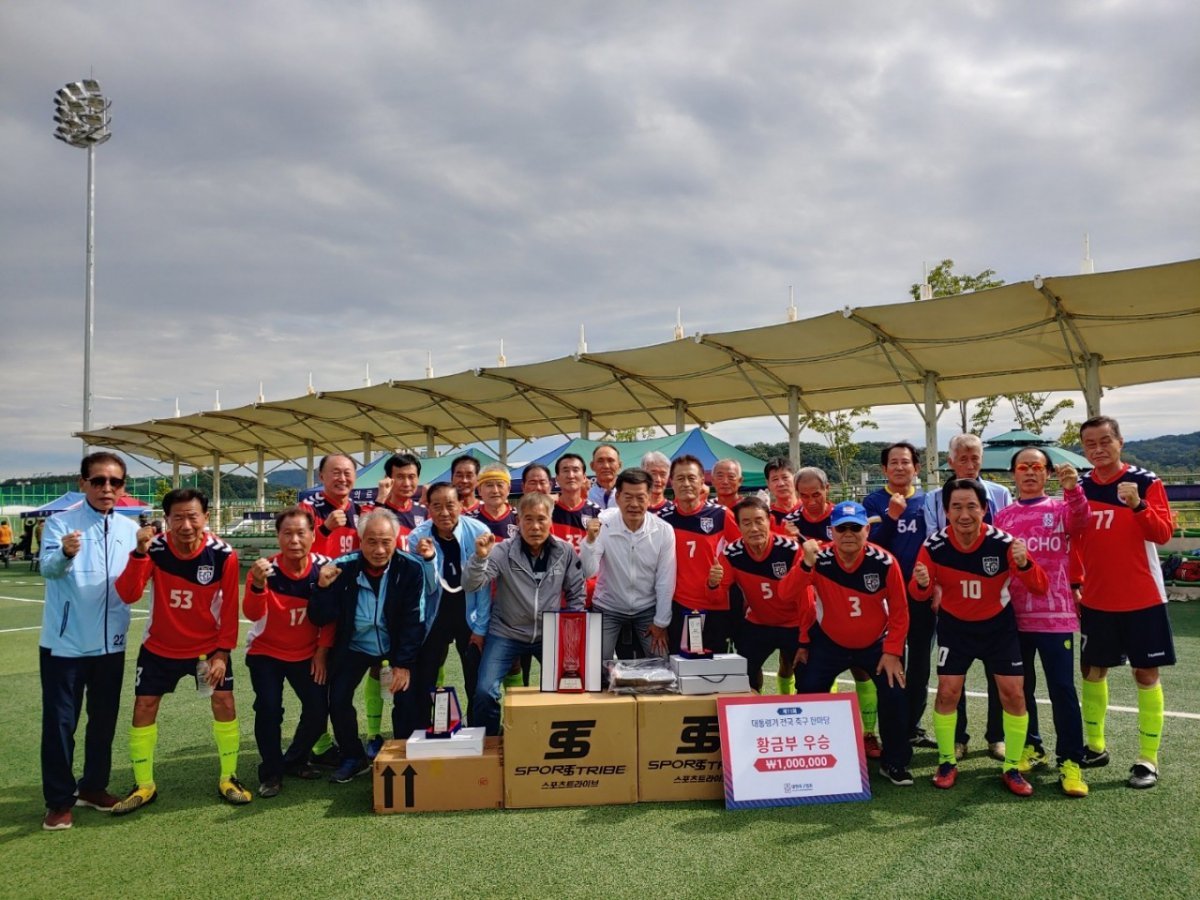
[831,501,869,528]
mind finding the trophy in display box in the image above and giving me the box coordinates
[557,610,588,692]
[426,686,463,738]
[679,610,713,659]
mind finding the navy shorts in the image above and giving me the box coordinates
[1080,604,1176,669]
[135,646,233,696]
[936,606,1023,677]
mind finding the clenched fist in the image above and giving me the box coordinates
[61,530,83,559]
[1011,539,1029,569]
[250,556,273,589]
[802,538,822,567]
[707,561,724,589]
[376,476,394,502]
[585,517,601,544]
[475,532,496,558]
[1056,464,1077,492]
[325,508,348,530]
[317,564,342,589]
[415,537,435,560]
[135,525,156,554]
[913,561,930,589]
[1117,481,1140,509]
[888,492,907,520]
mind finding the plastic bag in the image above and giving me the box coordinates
[605,657,677,694]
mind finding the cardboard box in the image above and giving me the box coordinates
[677,674,752,695]
[541,611,604,692]
[503,691,638,808]
[404,726,486,759]
[372,737,503,814]
[636,694,727,802]
[670,653,748,677]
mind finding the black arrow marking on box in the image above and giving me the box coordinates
[381,765,395,808]
[402,765,417,807]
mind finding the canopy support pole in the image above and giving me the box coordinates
[361,433,372,468]
[674,400,686,435]
[305,440,314,489]
[498,419,509,464]
[171,458,180,489]
[923,373,940,490]
[425,426,436,457]
[579,410,590,440]
[212,451,222,533]
[1085,354,1102,417]
[788,386,801,465]
[256,447,265,512]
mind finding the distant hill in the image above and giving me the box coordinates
[1117,432,1200,473]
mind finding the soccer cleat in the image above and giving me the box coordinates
[1001,769,1034,797]
[1059,761,1088,798]
[880,764,914,786]
[310,745,341,768]
[932,763,958,789]
[42,808,73,831]
[75,789,121,811]
[112,785,158,816]
[1128,762,1159,790]
[330,757,370,784]
[219,775,253,805]
[862,733,883,760]
[1080,746,1110,768]
[988,741,1007,761]
[258,777,282,799]
[365,735,384,760]
[954,741,968,761]
[1016,744,1049,774]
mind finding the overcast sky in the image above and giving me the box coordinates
[2,0,1197,480]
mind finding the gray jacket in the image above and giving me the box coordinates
[464,536,586,643]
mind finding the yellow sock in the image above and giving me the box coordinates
[129,723,157,788]
[1081,678,1108,752]
[855,678,878,733]
[364,675,383,738]
[1137,682,1164,766]
[776,674,795,694]
[1001,711,1028,771]
[213,718,240,779]
[932,709,957,766]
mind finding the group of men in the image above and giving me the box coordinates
[38,413,1176,829]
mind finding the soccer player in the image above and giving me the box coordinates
[1075,415,1175,789]
[551,453,602,550]
[910,479,1048,796]
[923,433,1010,760]
[450,455,481,514]
[660,455,741,654]
[641,450,672,515]
[302,453,364,559]
[763,456,799,532]
[588,443,622,510]
[863,442,934,748]
[242,507,332,797]
[520,463,553,496]
[112,489,249,814]
[795,502,913,786]
[409,483,491,727]
[581,468,675,659]
[712,458,744,509]
[994,448,1090,797]
[308,509,432,783]
[38,452,139,830]
[374,452,428,550]
[714,497,806,693]
[470,493,588,734]
[468,464,518,540]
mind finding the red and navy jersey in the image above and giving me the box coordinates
[769,502,800,535]
[461,499,481,516]
[552,498,602,552]
[783,504,833,542]
[301,493,365,558]
[243,553,334,661]
[648,499,670,517]
[911,526,1049,622]
[718,536,807,627]
[798,544,908,655]
[468,504,519,542]
[116,534,240,659]
[659,500,742,610]
[1078,464,1174,612]
[381,499,428,551]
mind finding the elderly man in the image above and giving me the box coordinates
[551,453,602,549]
[994,448,1090,796]
[763,457,800,533]
[309,509,432,784]
[468,463,518,540]
[1076,415,1175,789]
[712,458,744,509]
[302,453,365,559]
[38,452,140,830]
[469,493,588,734]
[911,479,1048,796]
[588,443,622,510]
[581,468,676,659]
[409,483,492,728]
[451,455,482,515]
[923,433,1010,760]
[374,452,428,550]
[520,463,553,496]
[641,450,672,515]
[783,466,835,541]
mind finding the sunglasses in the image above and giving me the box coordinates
[834,523,864,533]
[1014,463,1046,474]
[87,476,125,488]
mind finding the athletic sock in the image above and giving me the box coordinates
[129,723,158,788]
[1001,711,1029,771]
[436,665,445,688]
[312,732,333,755]
[1136,682,1165,767]
[932,709,957,766]
[855,678,878,733]
[1081,678,1108,752]
[213,718,240,779]
[828,679,839,694]
[776,674,795,695]
[364,674,383,738]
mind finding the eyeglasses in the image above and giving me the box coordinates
[1014,463,1046,473]
[87,476,125,488]
[834,523,864,533]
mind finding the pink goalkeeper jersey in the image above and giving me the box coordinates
[993,487,1089,633]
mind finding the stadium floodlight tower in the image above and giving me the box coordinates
[53,79,112,448]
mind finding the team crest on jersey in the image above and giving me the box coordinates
[982,556,1000,576]
[507,524,519,539]
[414,515,426,526]
[1043,513,1055,529]
[700,517,714,534]
[772,561,788,578]
[864,573,880,593]
[196,565,215,585]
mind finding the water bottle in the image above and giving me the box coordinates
[377,659,392,702]
[196,654,214,698]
